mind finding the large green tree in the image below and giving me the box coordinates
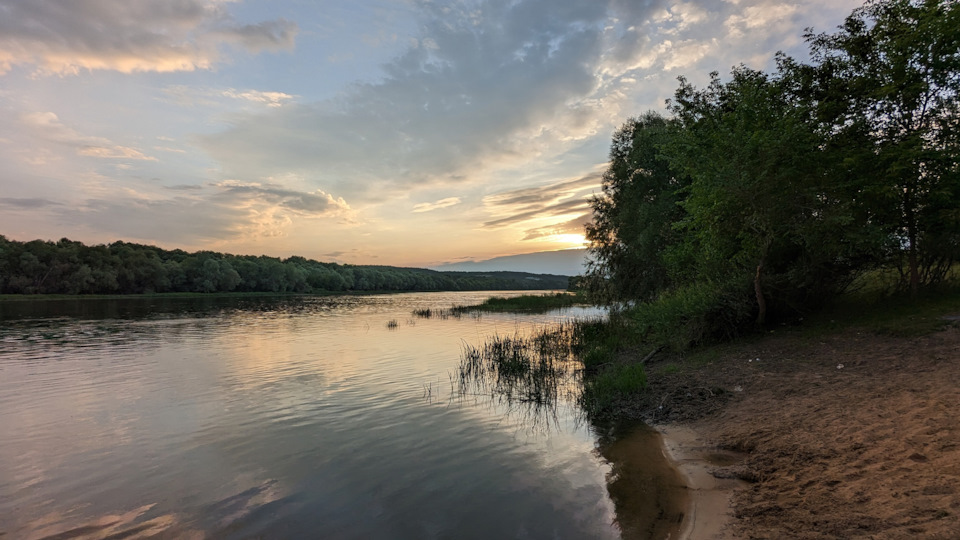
[806,0,960,292]
[584,112,689,303]
[664,66,872,323]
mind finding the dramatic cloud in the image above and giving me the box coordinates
[483,174,602,209]
[0,0,297,75]
[0,0,866,263]
[412,197,461,213]
[483,199,592,228]
[199,0,651,199]
[198,0,859,207]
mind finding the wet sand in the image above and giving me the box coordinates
[658,425,745,539]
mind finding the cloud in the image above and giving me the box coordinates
[199,0,655,200]
[196,0,862,207]
[212,181,351,217]
[412,197,461,213]
[522,214,592,241]
[0,0,298,75]
[483,173,601,208]
[73,196,243,244]
[481,172,600,229]
[45,181,352,246]
[221,89,296,108]
[20,112,156,161]
[163,86,297,109]
[483,198,591,228]
[0,197,62,209]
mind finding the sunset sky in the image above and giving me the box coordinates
[0,0,863,267]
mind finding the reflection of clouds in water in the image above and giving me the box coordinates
[17,504,200,540]
[1,293,621,539]
[17,481,290,540]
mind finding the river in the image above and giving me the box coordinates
[0,292,681,539]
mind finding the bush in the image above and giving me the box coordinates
[627,280,754,351]
[580,363,647,415]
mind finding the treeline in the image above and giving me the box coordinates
[584,0,959,344]
[0,236,568,295]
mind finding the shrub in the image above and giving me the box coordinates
[627,280,753,351]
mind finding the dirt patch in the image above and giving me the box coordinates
[625,325,960,539]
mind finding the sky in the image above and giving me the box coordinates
[0,0,864,267]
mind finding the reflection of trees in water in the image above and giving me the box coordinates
[0,296,353,357]
[593,422,688,540]
[454,325,687,540]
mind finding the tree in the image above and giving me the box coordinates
[585,112,689,303]
[806,0,960,293]
[666,66,874,324]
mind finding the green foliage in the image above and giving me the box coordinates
[579,363,647,415]
[451,292,583,313]
[584,112,689,303]
[806,0,960,292]
[584,0,960,342]
[581,346,614,370]
[626,280,754,351]
[571,317,639,364]
[0,236,569,296]
[804,281,960,337]
[665,66,879,323]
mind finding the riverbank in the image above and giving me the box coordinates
[639,321,960,538]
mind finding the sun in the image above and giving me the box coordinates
[539,234,588,249]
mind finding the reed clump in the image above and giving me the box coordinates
[457,319,647,419]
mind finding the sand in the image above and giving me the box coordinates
[647,324,960,539]
[659,425,745,539]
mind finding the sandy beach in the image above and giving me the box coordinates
[646,323,960,539]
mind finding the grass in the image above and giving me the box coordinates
[456,317,652,420]
[798,283,960,338]
[411,307,467,320]
[456,276,960,423]
[580,363,647,415]
[457,325,580,410]
[412,292,584,319]
[451,292,585,314]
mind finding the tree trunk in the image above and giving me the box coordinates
[755,258,766,326]
[905,188,920,298]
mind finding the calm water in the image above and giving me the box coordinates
[0,292,670,539]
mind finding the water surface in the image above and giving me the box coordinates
[0,292,669,539]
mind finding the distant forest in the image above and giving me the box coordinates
[0,236,568,295]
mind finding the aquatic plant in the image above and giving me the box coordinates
[455,319,648,420]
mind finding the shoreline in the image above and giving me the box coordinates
[657,424,745,539]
